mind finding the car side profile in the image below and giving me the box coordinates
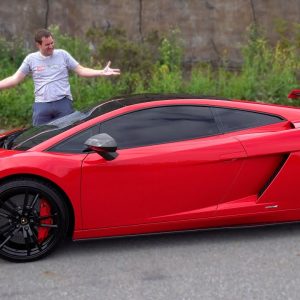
[1,92,300,262]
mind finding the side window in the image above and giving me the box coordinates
[100,105,220,149]
[48,125,99,153]
[213,107,284,132]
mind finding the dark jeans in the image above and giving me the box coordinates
[32,97,74,126]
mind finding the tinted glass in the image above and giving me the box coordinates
[213,107,284,132]
[11,111,88,150]
[101,105,220,149]
[48,125,99,153]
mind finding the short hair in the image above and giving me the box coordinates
[35,29,52,44]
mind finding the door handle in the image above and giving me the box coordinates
[220,151,246,160]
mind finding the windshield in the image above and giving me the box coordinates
[10,111,87,150]
[9,99,123,151]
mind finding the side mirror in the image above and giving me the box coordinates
[288,89,300,99]
[84,133,118,161]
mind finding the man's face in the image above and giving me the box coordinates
[37,36,54,56]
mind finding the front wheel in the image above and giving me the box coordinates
[0,178,69,262]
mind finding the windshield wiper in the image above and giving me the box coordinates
[0,130,25,149]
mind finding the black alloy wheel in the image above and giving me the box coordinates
[0,179,69,262]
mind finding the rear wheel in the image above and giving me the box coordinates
[0,179,69,262]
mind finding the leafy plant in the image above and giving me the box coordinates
[0,23,300,128]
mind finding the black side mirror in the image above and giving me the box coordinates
[84,133,118,161]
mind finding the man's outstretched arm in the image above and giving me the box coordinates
[0,71,26,90]
[74,61,120,78]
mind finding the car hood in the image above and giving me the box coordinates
[0,128,23,139]
[0,148,21,158]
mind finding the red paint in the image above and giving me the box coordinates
[1,97,300,241]
[37,198,52,242]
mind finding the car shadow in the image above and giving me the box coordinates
[53,222,300,259]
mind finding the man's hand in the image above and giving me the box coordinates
[74,62,121,78]
[102,61,121,76]
[0,71,26,90]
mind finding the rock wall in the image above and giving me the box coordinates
[1,0,300,65]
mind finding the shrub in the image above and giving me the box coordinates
[0,23,300,128]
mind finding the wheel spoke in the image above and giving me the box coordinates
[6,198,18,210]
[0,211,11,219]
[0,201,17,216]
[26,241,31,256]
[0,224,14,236]
[30,229,42,251]
[22,190,29,214]
[39,223,58,228]
[30,193,40,209]
[22,227,28,239]
[0,235,12,249]
[0,222,10,232]
[39,213,57,221]
[23,229,31,256]
[0,227,21,249]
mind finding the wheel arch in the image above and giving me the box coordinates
[0,173,75,237]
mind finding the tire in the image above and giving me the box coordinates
[0,178,69,262]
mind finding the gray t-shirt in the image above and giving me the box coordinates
[18,49,79,103]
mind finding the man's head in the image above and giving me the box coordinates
[35,29,54,56]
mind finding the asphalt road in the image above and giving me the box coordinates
[1,223,300,300]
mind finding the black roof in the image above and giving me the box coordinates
[87,93,230,119]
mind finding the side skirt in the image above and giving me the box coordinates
[73,208,300,241]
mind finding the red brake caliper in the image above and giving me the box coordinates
[37,198,52,243]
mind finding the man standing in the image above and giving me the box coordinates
[0,29,120,125]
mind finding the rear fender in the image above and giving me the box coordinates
[236,128,300,157]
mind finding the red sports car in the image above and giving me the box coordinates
[1,91,300,262]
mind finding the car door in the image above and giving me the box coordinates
[80,105,247,229]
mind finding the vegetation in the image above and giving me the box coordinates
[0,22,300,128]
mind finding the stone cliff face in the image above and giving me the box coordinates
[1,0,300,65]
